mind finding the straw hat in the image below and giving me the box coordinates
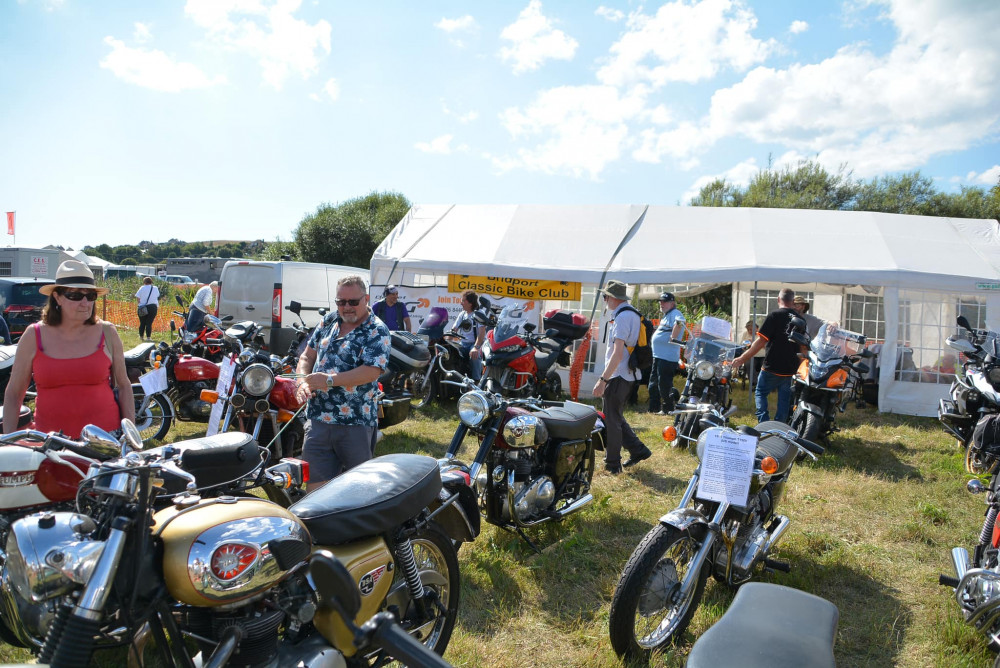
[39,260,109,297]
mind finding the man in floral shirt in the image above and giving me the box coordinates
[295,275,391,490]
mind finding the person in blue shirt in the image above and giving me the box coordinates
[371,285,411,332]
[648,292,686,415]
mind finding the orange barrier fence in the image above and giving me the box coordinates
[99,299,180,333]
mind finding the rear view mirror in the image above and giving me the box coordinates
[175,295,185,307]
[789,331,810,346]
[287,301,302,315]
[523,323,536,333]
[861,348,874,358]
[957,315,973,332]
[170,320,177,332]
[309,550,360,617]
[318,308,328,317]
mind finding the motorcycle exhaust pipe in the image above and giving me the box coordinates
[952,547,972,581]
[552,494,593,519]
[761,515,791,555]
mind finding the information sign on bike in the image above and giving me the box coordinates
[206,357,237,437]
[138,366,168,396]
[695,429,756,507]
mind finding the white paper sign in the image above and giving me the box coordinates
[695,429,757,507]
[30,256,48,276]
[138,366,168,396]
[700,316,732,341]
[206,357,237,437]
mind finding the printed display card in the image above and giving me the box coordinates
[138,366,168,396]
[695,429,757,507]
[206,357,237,437]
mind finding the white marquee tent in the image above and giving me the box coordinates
[371,205,1000,416]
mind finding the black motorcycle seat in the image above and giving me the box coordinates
[755,421,800,474]
[123,341,156,365]
[534,348,560,374]
[532,401,598,440]
[145,431,263,493]
[290,454,442,545]
[686,582,838,668]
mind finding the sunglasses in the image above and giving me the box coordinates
[335,298,363,307]
[61,290,99,302]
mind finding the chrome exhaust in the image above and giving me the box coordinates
[553,494,593,519]
[761,515,791,554]
[953,547,972,581]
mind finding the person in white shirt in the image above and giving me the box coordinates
[134,276,161,341]
[185,281,219,332]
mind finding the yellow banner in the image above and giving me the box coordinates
[447,274,581,301]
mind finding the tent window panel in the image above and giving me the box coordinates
[844,294,884,342]
[410,273,446,287]
[958,297,987,330]
[895,291,961,385]
[749,289,813,318]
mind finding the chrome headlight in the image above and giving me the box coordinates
[503,415,540,448]
[695,360,715,381]
[240,363,275,396]
[7,513,100,604]
[238,349,256,365]
[182,330,196,344]
[458,391,491,427]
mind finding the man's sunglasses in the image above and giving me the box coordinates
[61,290,99,302]
[334,298,363,307]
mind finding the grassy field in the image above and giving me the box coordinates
[5,325,994,666]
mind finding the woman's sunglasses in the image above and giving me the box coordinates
[60,290,99,302]
[334,298,363,307]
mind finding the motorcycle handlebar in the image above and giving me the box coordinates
[795,435,825,456]
[366,613,451,668]
[1,429,118,462]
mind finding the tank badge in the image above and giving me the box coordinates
[0,472,35,487]
[359,565,387,596]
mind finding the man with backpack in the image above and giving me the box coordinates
[649,292,686,415]
[592,280,653,474]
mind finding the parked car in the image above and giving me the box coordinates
[162,274,198,286]
[0,277,53,341]
[217,260,369,352]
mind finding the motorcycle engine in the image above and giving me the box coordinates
[512,476,555,522]
[180,381,215,419]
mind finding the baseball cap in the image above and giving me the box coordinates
[659,292,675,302]
[385,285,399,295]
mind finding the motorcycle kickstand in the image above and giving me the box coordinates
[501,525,542,554]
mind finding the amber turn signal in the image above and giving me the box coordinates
[276,409,295,424]
[662,425,678,442]
[760,456,778,475]
[200,389,219,404]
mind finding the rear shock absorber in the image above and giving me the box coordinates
[395,538,426,604]
[980,505,998,545]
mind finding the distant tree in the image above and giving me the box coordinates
[853,172,936,214]
[257,238,300,261]
[85,243,113,260]
[120,257,138,265]
[294,191,410,268]
[740,161,858,209]
[688,179,743,207]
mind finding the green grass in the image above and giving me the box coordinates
[7,338,996,666]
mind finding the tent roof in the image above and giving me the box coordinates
[372,205,1000,291]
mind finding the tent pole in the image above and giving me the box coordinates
[749,281,758,413]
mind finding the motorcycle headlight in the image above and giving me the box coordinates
[182,330,196,344]
[695,360,715,381]
[240,363,275,396]
[7,513,99,604]
[458,391,492,427]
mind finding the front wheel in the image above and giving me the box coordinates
[409,370,435,410]
[134,392,172,442]
[801,411,822,443]
[608,524,709,665]
[542,370,563,400]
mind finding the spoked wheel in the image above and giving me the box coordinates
[133,392,172,442]
[409,370,435,410]
[379,523,460,664]
[609,524,709,665]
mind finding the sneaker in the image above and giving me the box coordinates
[623,447,653,468]
[604,463,623,475]
[655,410,667,416]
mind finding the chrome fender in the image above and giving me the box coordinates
[658,507,710,534]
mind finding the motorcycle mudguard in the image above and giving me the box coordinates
[431,479,481,543]
[659,507,710,536]
[797,401,823,417]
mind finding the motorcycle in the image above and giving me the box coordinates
[415,306,490,405]
[608,410,824,664]
[1,420,479,666]
[481,306,590,400]
[789,323,871,443]
[669,335,740,448]
[170,294,234,363]
[379,330,433,409]
[685,582,838,668]
[437,362,605,548]
[939,315,1000,474]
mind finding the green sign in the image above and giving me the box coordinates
[977,282,1000,290]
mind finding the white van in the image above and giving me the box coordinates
[217,260,370,353]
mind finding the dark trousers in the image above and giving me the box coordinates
[648,358,679,413]
[603,377,646,467]
[138,305,157,339]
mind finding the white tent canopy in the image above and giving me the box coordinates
[371,205,1000,416]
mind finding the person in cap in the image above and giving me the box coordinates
[3,260,134,437]
[185,280,220,333]
[593,280,652,474]
[792,295,824,340]
[648,292,686,415]
[371,285,411,332]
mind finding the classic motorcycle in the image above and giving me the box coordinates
[2,420,478,666]
[939,315,1000,474]
[437,362,604,548]
[380,330,433,409]
[669,335,740,448]
[415,306,489,404]
[171,294,234,363]
[608,411,824,664]
[480,306,589,400]
[789,323,871,442]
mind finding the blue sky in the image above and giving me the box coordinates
[1,0,998,250]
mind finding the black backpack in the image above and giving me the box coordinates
[617,305,654,372]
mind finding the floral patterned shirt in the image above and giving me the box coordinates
[305,310,391,426]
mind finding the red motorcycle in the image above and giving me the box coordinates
[481,306,590,400]
[170,295,234,363]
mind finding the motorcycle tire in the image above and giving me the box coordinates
[134,392,172,443]
[674,413,695,449]
[382,523,460,663]
[409,370,435,410]
[609,523,709,664]
[801,412,822,444]
[542,370,563,400]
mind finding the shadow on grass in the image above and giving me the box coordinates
[805,430,923,482]
[630,467,687,495]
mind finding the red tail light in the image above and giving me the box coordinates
[272,288,282,323]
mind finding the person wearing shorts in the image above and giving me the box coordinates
[295,275,391,491]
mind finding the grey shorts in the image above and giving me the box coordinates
[301,420,377,482]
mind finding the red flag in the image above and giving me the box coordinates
[5,212,12,236]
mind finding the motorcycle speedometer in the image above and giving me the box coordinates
[240,363,275,396]
[695,360,715,381]
[458,391,491,427]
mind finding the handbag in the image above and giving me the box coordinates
[137,285,152,318]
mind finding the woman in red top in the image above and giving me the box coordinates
[2,260,134,437]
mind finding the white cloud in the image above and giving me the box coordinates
[499,1,578,74]
[967,165,1000,185]
[789,20,808,34]
[442,102,478,124]
[184,0,331,89]
[435,15,477,33]
[133,22,153,43]
[597,0,776,88]
[596,6,625,22]
[681,157,760,203]
[100,37,226,92]
[323,77,339,101]
[415,135,460,154]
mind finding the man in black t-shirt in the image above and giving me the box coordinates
[733,288,800,423]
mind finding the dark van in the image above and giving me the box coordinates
[0,277,54,341]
